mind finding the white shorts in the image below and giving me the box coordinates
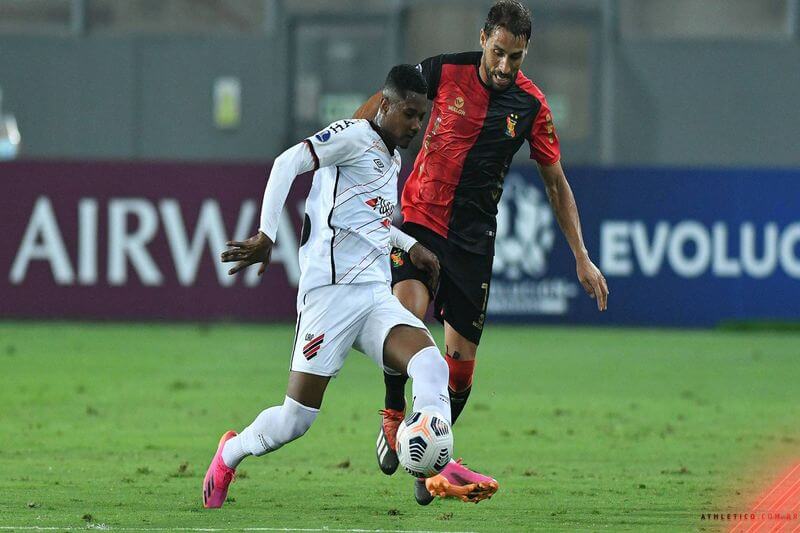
[290,282,430,377]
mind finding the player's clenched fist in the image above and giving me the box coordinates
[221,232,273,276]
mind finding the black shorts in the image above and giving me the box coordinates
[390,222,493,345]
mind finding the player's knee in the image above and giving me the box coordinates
[394,280,430,319]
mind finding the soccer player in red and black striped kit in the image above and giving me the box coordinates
[355,1,609,505]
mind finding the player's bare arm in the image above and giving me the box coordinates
[352,91,382,120]
[538,160,609,311]
[221,140,317,278]
[221,232,273,276]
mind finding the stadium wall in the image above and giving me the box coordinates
[0,35,287,160]
[2,26,799,166]
[611,41,800,167]
[3,161,798,327]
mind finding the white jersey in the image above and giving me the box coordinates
[298,119,401,295]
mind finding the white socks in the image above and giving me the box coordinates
[222,395,319,468]
[220,346,449,469]
[406,346,452,424]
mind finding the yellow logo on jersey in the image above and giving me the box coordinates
[505,113,518,137]
[448,95,466,116]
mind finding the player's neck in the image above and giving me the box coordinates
[368,120,396,154]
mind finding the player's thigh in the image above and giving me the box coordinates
[390,247,433,317]
[393,279,430,319]
[291,284,370,379]
[354,284,434,374]
[286,371,330,410]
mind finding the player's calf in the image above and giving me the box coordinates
[237,396,319,457]
[445,352,475,424]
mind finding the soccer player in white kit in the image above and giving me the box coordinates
[202,65,478,508]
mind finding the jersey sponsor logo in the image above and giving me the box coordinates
[447,95,466,116]
[373,158,385,170]
[315,119,356,143]
[490,173,579,316]
[365,196,394,217]
[329,119,355,133]
[505,114,518,138]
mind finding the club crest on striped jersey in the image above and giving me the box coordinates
[505,113,519,138]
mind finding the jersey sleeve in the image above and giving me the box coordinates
[305,119,366,169]
[416,55,444,100]
[258,142,316,241]
[528,96,561,165]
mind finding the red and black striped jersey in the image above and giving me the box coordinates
[402,51,560,255]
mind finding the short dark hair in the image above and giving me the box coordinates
[484,0,532,42]
[382,64,428,101]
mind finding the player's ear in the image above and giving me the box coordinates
[379,96,391,115]
[479,28,487,48]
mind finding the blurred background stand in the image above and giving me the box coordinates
[0,87,21,160]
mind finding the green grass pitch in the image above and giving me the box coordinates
[1,322,798,532]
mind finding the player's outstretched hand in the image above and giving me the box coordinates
[220,232,273,276]
[408,242,440,294]
[577,256,609,311]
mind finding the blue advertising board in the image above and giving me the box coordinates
[488,167,800,327]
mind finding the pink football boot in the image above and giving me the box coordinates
[202,430,237,508]
[423,459,499,504]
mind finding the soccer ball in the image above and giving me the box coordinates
[396,408,453,478]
